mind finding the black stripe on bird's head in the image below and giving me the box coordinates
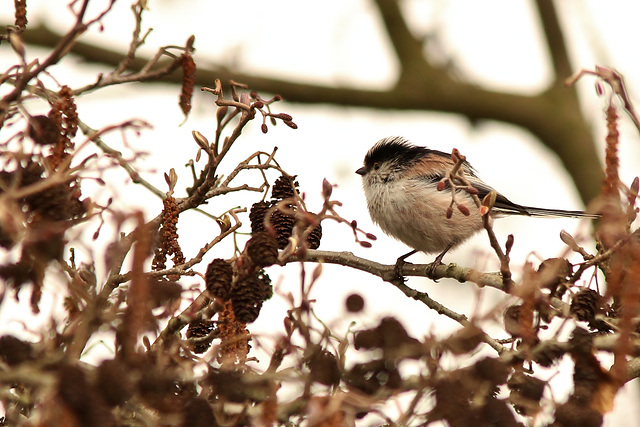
[357,137,433,175]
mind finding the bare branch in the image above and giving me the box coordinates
[291,249,507,291]
[534,0,573,82]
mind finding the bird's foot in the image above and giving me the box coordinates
[394,258,412,280]
[394,250,417,280]
[426,246,452,281]
[425,260,442,280]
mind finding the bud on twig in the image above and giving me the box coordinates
[630,176,639,194]
[192,130,209,150]
[163,168,178,192]
[216,105,228,123]
[274,113,293,121]
[9,31,25,59]
[505,234,514,255]
[217,214,231,233]
[481,190,497,215]
[629,177,639,204]
[457,204,470,216]
[239,92,250,106]
[322,178,333,199]
[595,80,604,97]
[559,229,582,253]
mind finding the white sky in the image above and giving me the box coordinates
[2,1,640,425]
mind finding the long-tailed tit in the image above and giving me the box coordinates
[356,136,597,269]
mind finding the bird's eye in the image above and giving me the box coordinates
[373,162,380,170]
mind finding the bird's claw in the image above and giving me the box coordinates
[426,244,452,281]
[394,257,411,280]
[394,249,417,280]
[426,261,441,280]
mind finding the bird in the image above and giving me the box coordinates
[355,136,597,273]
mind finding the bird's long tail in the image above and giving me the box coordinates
[471,181,599,219]
[510,205,599,219]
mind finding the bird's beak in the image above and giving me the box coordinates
[355,166,367,176]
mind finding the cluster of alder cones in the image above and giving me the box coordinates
[187,174,324,353]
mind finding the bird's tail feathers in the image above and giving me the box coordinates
[513,206,599,219]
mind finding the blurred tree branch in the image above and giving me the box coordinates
[18,0,603,204]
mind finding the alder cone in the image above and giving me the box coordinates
[186,320,216,354]
[205,258,233,299]
[246,232,278,267]
[270,175,299,201]
[249,201,271,234]
[307,223,322,249]
[231,270,273,323]
[270,209,295,249]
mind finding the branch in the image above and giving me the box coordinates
[0,1,109,123]
[534,0,573,82]
[292,249,507,291]
[78,119,165,199]
[371,0,438,80]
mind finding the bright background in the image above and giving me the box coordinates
[2,1,640,425]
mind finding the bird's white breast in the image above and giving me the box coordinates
[363,177,485,254]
